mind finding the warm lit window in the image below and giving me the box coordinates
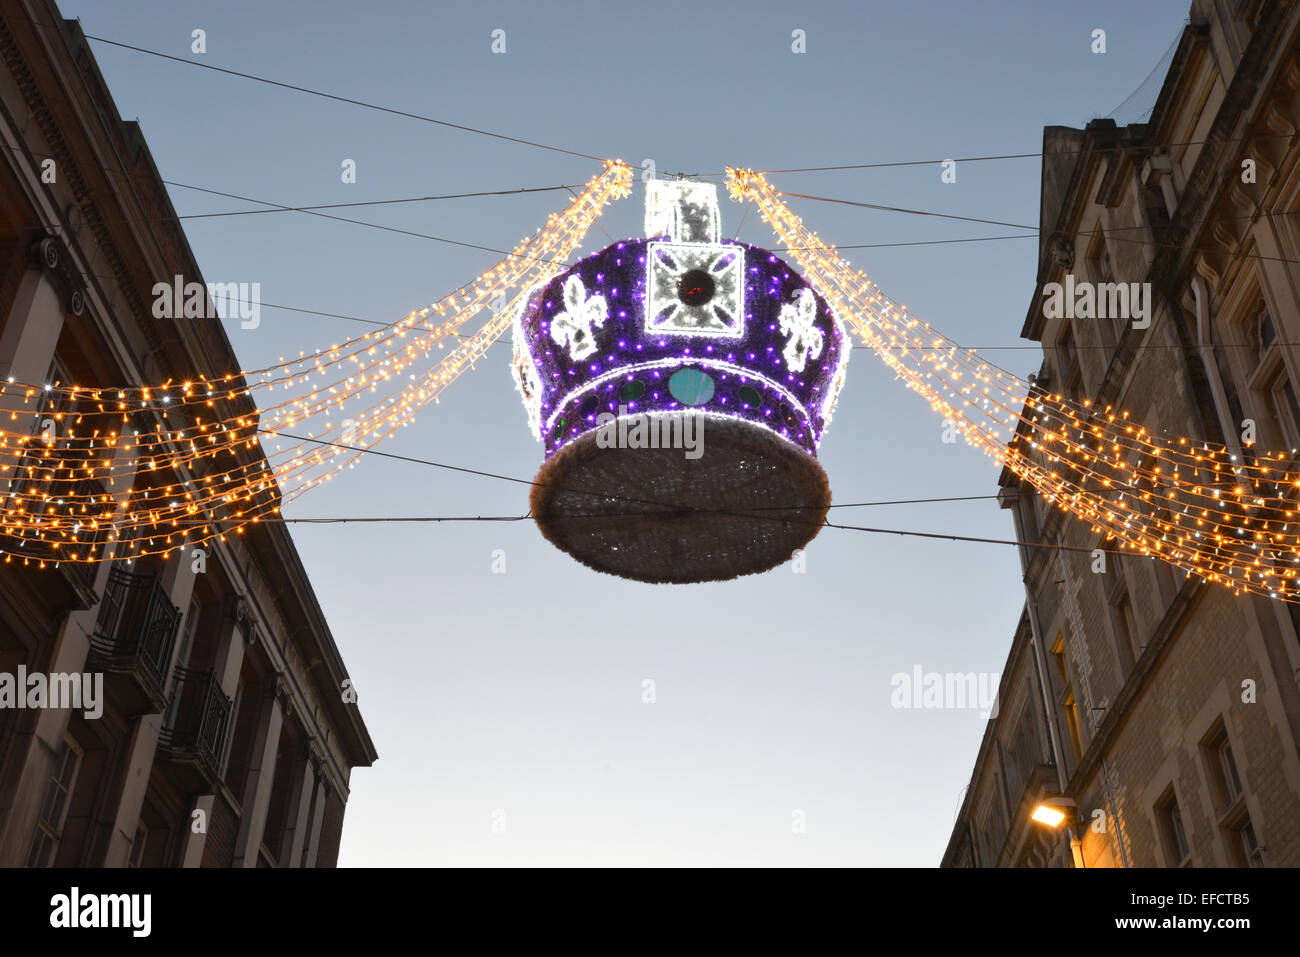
[1051,635,1068,690]
[1062,691,1083,761]
[26,737,82,867]
[1050,634,1085,764]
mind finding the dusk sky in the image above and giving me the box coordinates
[62,0,1189,865]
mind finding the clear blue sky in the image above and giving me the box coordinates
[62,0,1189,865]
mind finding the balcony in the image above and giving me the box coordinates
[159,667,232,792]
[87,569,180,714]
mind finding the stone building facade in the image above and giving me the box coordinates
[945,0,1300,867]
[0,3,376,866]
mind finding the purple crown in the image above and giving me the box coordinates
[512,181,849,459]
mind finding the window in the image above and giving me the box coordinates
[1086,227,1112,286]
[1102,549,1123,595]
[1013,712,1038,784]
[1217,737,1243,805]
[1247,301,1300,450]
[1234,819,1264,867]
[994,766,1011,834]
[128,824,148,868]
[219,682,243,777]
[1138,496,1185,600]
[1219,798,1263,867]
[1169,805,1190,860]
[1201,720,1243,813]
[1198,716,1263,864]
[1050,635,1068,691]
[1058,324,1083,397]
[36,356,75,424]
[1254,306,1275,364]
[1155,787,1191,865]
[1090,240,1127,347]
[1266,366,1300,448]
[1113,592,1141,671]
[978,807,999,866]
[176,597,201,671]
[1062,691,1083,761]
[26,737,83,867]
[1051,634,1084,764]
[1101,553,1141,674]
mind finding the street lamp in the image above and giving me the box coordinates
[1031,803,1068,827]
[1030,797,1079,828]
[1030,797,1085,867]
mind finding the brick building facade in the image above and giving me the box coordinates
[945,0,1300,867]
[0,2,376,867]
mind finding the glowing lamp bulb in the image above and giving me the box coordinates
[1030,804,1068,827]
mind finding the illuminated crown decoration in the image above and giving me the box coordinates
[7,154,1299,601]
[513,180,849,583]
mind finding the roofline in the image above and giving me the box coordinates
[17,2,377,767]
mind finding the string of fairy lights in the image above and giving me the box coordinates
[726,167,1300,602]
[0,160,632,567]
[4,133,1299,602]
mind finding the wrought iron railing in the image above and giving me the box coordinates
[159,668,232,777]
[88,569,180,694]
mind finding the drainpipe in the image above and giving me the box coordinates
[1027,572,1088,869]
[1001,484,1080,865]
[1002,487,1069,792]
[1192,277,1300,686]
[1055,530,1130,868]
[1024,571,1069,798]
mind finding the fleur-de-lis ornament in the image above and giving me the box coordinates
[778,288,824,372]
[549,275,607,360]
